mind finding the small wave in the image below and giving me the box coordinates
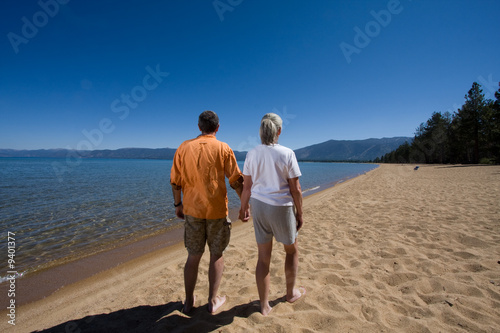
[302,186,320,194]
[0,271,25,284]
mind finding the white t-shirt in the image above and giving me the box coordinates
[243,144,302,206]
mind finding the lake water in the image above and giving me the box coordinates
[0,157,377,282]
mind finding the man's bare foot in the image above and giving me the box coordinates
[182,295,196,314]
[207,295,226,314]
[287,286,306,303]
[260,302,272,316]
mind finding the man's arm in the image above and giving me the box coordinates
[230,175,244,199]
[225,146,244,198]
[288,177,303,231]
[171,183,184,219]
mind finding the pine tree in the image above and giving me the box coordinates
[411,112,451,163]
[453,82,486,163]
[376,81,500,165]
[490,83,500,162]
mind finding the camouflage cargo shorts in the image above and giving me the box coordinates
[184,215,231,256]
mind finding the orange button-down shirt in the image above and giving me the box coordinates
[170,135,242,219]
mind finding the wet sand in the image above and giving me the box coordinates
[2,164,500,332]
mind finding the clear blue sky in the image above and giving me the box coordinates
[1,0,499,151]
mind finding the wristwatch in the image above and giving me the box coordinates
[174,201,182,207]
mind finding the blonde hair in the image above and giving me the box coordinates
[260,113,282,145]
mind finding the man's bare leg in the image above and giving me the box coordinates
[283,240,304,303]
[208,253,226,313]
[183,253,202,313]
[256,240,273,316]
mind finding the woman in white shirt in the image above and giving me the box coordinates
[239,113,305,316]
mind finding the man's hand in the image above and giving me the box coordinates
[175,205,184,220]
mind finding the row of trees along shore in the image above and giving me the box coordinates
[374,82,500,164]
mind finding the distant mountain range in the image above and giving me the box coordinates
[0,137,411,162]
[294,137,412,161]
[0,147,177,159]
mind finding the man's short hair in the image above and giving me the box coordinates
[199,110,219,133]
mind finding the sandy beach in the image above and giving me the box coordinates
[2,164,500,332]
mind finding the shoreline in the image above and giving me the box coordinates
[2,159,377,292]
[0,224,185,307]
[3,164,500,332]
[1,168,375,308]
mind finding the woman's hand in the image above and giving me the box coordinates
[295,213,303,231]
[239,207,250,222]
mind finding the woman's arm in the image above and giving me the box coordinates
[288,177,303,231]
[238,175,253,222]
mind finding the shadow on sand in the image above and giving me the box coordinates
[35,296,287,333]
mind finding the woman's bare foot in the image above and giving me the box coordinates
[208,295,226,314]
[260,302,272,316]
[287,286,306,303]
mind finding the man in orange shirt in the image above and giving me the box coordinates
[170,110,243,314]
